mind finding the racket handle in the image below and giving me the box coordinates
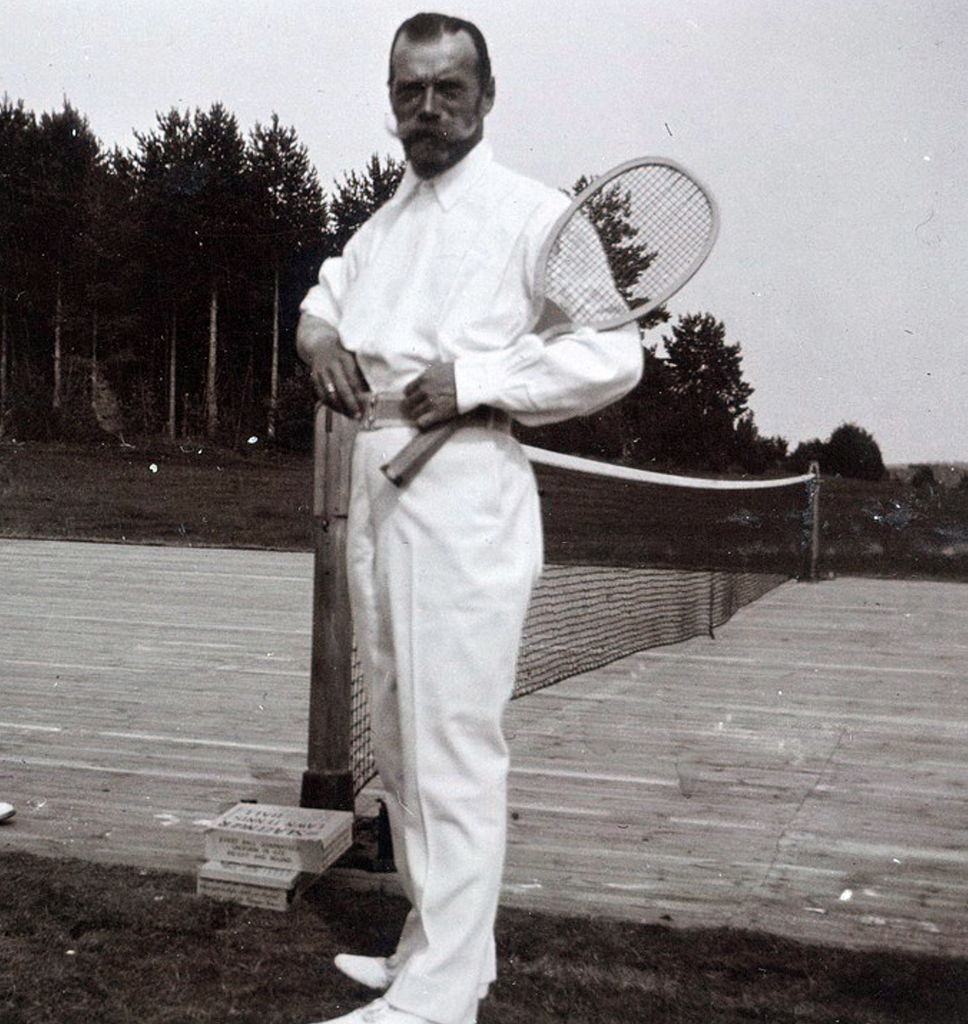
[381,419,462,486]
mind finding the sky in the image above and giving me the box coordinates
[3,0,966,464]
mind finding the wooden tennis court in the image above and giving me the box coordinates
[1,538,965,956]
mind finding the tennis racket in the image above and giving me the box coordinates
[381,156,719,487]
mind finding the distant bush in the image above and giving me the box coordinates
[910,465,938,492]
[825,423,885,481]
[788,423,885,481]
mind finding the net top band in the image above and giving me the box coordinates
[523,445,816,491]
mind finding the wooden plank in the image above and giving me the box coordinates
[494,574,968,952]
[1,539,966,957]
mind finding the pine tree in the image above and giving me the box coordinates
[191,104,250,437]
[130,109,198,437]
[662,313,753,469]
[329,154,404,255]
[247,115,326,438]
[0,97,38,432]
[572,173,669,334]
[131,105,251,437]
[32,102,102,414]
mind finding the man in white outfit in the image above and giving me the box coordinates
[296,13,642,1024]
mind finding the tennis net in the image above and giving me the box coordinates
[346,447,817,793]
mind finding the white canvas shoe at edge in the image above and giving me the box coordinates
[333,954,395,990]
[310,997,428,1024]
[333,953,490,1000]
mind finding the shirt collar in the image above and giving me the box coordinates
[395,139,493,212]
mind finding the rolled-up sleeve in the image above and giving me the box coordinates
[453,322,642,425]
[300,221,371,329]
[299,254,349,328]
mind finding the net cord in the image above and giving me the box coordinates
[523,445,814,490]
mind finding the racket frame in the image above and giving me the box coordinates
[532,156,720,337]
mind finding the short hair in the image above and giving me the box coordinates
[388,12,492,90]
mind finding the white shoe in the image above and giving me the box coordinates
[333,954,395,990]
[310,997,428,1024]
[333,953,490,1001]
[0,803,14,823]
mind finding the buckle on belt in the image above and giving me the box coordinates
[360,393,379,431]
[359,392,410,430]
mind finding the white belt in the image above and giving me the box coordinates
[358,392,511,433]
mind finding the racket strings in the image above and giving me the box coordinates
[543,164,715,328]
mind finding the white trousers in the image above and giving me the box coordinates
[347,424,542,1024]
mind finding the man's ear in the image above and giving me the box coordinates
[481,76,496,116]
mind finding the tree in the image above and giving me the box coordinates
[130,109,200,437]
[247,115,326,438]
[2,99,409,444]
[573,174,668,334]
[618,314,783,473]
[789,424,885,480]
[1,98,133,441]
[130,108,215,436]
[190,104,251,437]
[599,346,675,466]
[732,413,789,474]
[91,145,163,439]
[788,438,826,474]
[329,154,404,255]
[658,313,753,470]
[665,313,752,418]
[0,97,38,432]
[130,104,252,438]
[824,422,885,481]
[30,102,103,413]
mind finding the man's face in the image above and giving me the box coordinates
[389,30,494,178]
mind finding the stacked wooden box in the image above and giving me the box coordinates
[197,802,353,910]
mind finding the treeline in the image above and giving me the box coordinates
[0,97,402,445]
[0,97,883,477]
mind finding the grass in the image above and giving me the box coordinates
[816,477,968,580]
[2,851,967,1024]
[2,440,967,581]
[0,440,313,551]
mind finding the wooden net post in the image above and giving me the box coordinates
[300,403,357,811]
[800,460,822,581]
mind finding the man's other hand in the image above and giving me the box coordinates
[297,314,369,419]
[402,363,458,429]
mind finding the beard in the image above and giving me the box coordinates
[391,115,483,178]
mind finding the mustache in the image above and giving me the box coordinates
[385,115,476,145]
[386,121,449,144]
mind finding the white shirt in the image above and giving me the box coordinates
[299,140,642,426]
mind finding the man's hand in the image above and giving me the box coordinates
[402,363,458,430]
[297,314,368,418]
